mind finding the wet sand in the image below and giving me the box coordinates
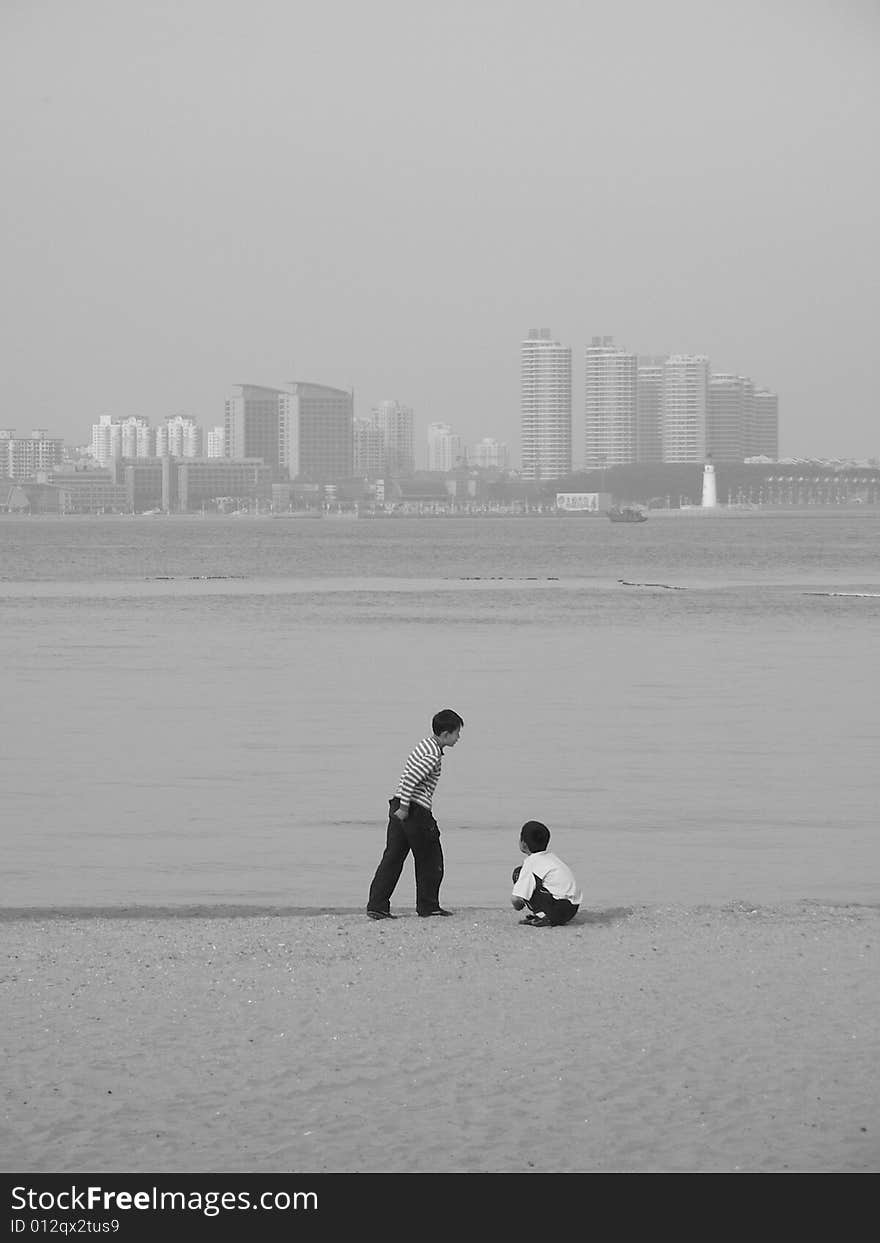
[2,902,878,1173]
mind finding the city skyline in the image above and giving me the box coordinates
[23,325,780,469]
[0,332,794,484]
[5,320,781,476]
[2,2,878,461]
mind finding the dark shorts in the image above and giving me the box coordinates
[512,867,579,926]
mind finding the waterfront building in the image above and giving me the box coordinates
[224,384,290,472]
[371,400,415,476]
[426,422,465,472]
[174,459,272,512]
[520,328,572,481]
[91,415,154,464]
[122,461,164,512]
[205,426,225,458]
[354,417,385,477]
[636,356,666,463]
[51,469,128,514]
[749,389,779,459]
[288,382,354,482]
[707,374,754,462]
[163,415,202,458]
[584,336,638,468]
[90,415,121,466]
[136,422,154,458]
[470,438,511,471]
[0,429,64,480]
[119,417,152,459]
[662,355,709,463]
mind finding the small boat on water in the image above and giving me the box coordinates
[607,505,648,523]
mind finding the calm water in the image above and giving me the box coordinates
[2,512,878,910]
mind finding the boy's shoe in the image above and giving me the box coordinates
[367,910,397,920]
[419,908,453,917]
[519,913,550,927]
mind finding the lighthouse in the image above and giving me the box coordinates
[701,460,717,508]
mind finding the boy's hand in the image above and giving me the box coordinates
[394,805,409,821]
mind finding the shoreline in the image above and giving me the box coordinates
[3,505,880,521]
[4,901,878,1173]
[1,897,878,922]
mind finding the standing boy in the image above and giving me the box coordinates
[511,820,582,927]
[367,709,464,919]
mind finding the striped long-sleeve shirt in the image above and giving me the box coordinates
[394,736,444,812]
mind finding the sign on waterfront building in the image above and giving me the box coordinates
[555,492,611,512]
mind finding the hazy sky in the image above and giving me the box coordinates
[3,0,878,462]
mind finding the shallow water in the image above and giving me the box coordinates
[2,513,878,909]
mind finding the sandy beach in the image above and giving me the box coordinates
[2,901,878,1174]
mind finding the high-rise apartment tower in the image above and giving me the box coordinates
[520,329,572,481]
[748,390,779,459]
[662,355,709,463]
[353,417,385,477]
[371,400,415,476]
[707,375,754,462]
[426,423,465,472]
[584,336,638,468]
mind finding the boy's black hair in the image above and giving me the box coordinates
[520,820,550,852]
[432,708,464,735]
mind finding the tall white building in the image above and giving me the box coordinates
[584,336,638,468]
[90,415,118,466]
[119,417,152,458]
[662,355,709,463]
[161,415,202,457]
[135,421,154,458]
[353,417,385,477]
[91,415,153,462]
[426,423,465,472]
[470,438,510,470]
[205,426,225,458]
[371,400,415,476]
[521,329,572,481]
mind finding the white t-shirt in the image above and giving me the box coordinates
[512,851,582,906]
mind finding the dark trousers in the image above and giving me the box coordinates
[513,868,579,926]
[368,798,444,916]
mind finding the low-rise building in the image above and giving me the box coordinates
[175,458,272,512]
